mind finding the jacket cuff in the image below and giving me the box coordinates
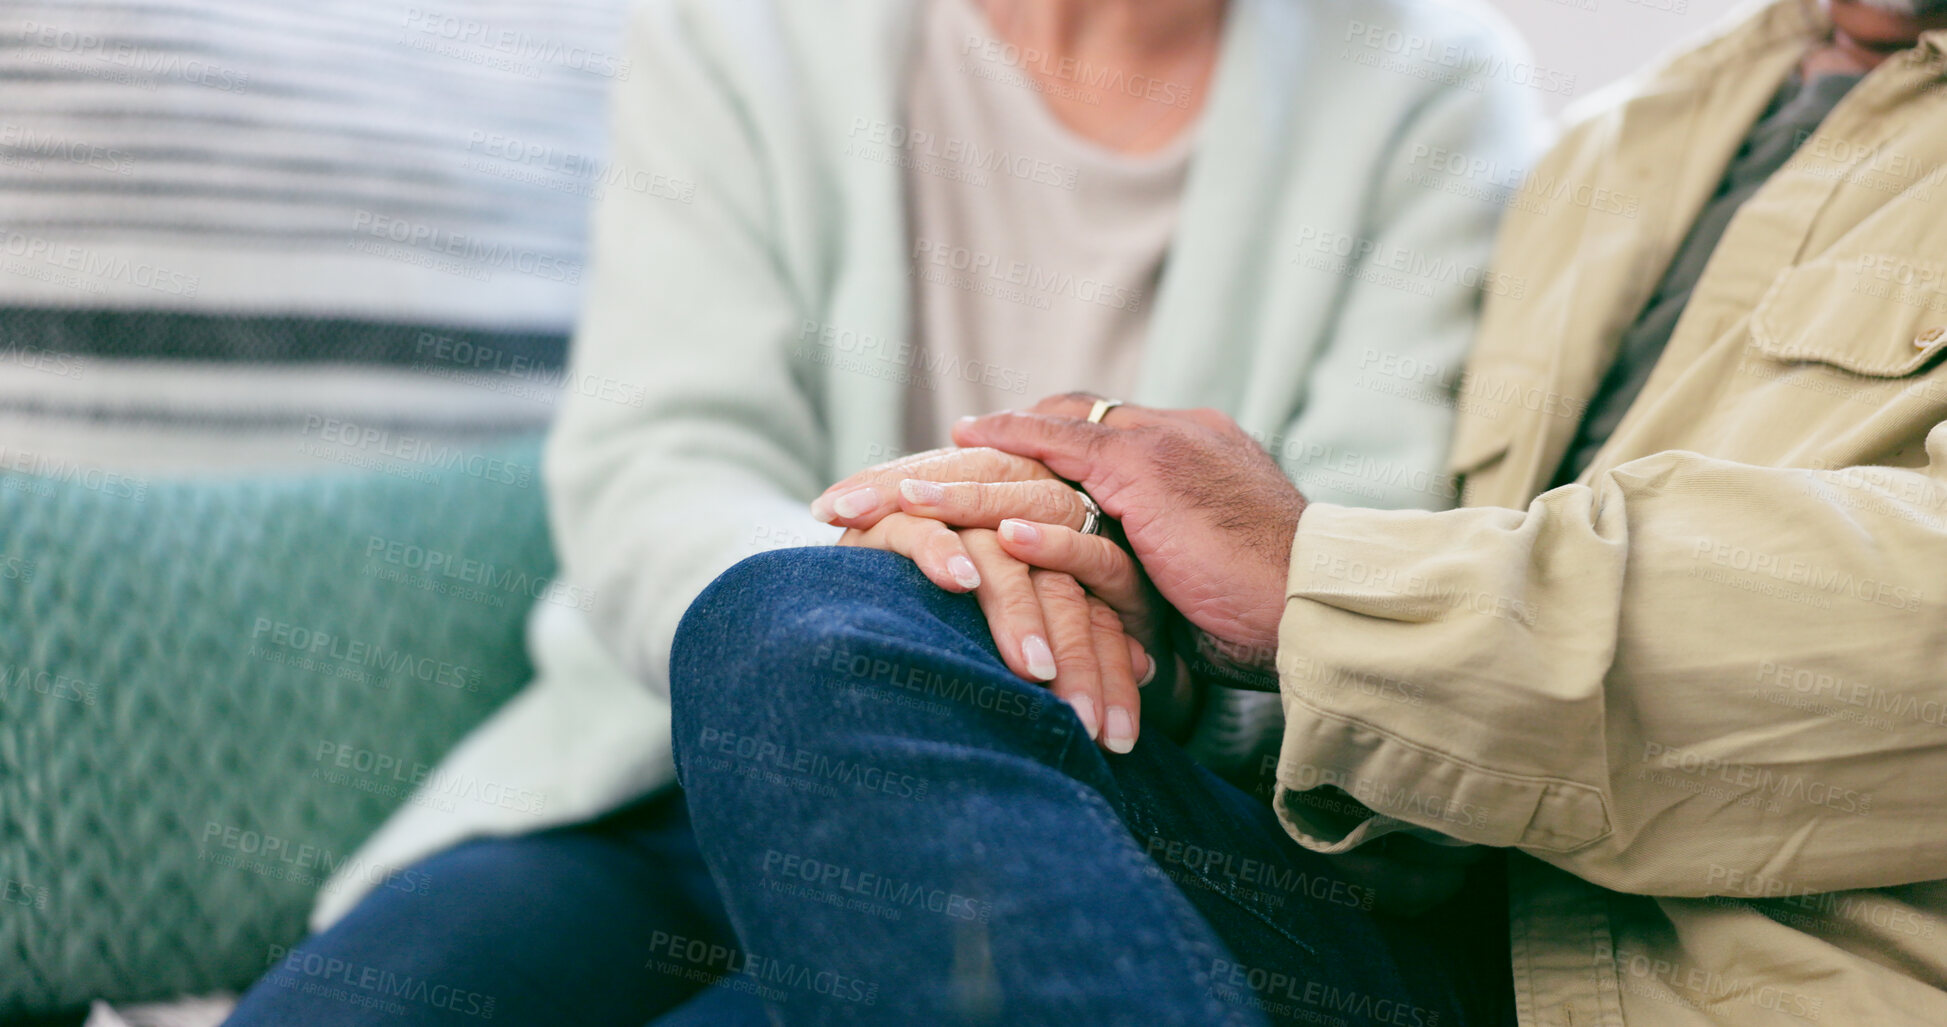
[1271,503,1611,854]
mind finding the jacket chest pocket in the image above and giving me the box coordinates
[1741,256,1947,467]
[1749,256,1947,376]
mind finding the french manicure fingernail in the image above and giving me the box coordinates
[948,555,981,589]
[1023,635,1057,681]
[1104,706,1135,753]
[1136,652,1157,688]
[899,479,945,505]
[998,518,1040,545]
[831,487,877,519]
[1070,693,1100,741]
[810,494,836,522]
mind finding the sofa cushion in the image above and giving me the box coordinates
[0,435,552,1015]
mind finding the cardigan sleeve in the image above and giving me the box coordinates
[545,0,840,693]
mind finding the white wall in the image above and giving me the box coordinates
[1483,0,1749,114]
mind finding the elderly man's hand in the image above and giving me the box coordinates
[953,396,1306,667]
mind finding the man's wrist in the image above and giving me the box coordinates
[1172,619,1281,692]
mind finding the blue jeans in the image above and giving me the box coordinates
[224,789,770,1026]
[228,547,1513,1026]
[670,547,1514,1026]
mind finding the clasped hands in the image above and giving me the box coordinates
[812,394,1307,754]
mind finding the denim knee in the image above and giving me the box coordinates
[669,547,1065,775]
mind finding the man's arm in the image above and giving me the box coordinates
[957,406,1947,899]
[1274,433,1947,897]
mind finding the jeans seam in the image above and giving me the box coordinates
[1067,785,1263,1027]
[1118,800,1326,971]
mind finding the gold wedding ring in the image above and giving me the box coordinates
[1086,398,1124,424]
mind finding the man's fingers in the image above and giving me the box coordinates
[1031,569,1102,744]
[1024,393,1162,426]
[896,478,1088,531]
[961,530,1056,683]
[949,411,1121,490]
[1088,597,1140,753]
[995,519,1158,647]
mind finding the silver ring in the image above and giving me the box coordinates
[1086,398,1124,424]
[1075,488,1103,535]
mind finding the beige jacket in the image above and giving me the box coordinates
[1272,1,1947,1024]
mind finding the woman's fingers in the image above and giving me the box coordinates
[1088,597,1141,752]
[813,447,1059,528]
[895,478,1089,531]
[960,529,1057,683]
[995,519,1159,648]
[834,515,1142,752]
[1030,569,1105,744]
[836,513,981,594]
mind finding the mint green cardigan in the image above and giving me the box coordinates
[314,0,1538,928]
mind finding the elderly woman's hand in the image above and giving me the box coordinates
[811,446,1170,753]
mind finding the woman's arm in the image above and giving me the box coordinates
[547,0,838,692]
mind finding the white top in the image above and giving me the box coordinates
[899,0,1196,451]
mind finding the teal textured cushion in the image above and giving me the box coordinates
[0,437,551,1016]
